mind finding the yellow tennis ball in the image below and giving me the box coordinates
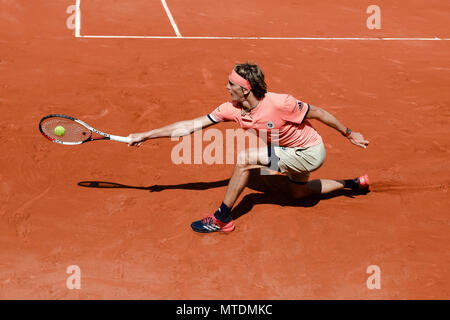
[54,125,66,136]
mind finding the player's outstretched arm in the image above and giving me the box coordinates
[306,105,370,149]
[127,115,215,147]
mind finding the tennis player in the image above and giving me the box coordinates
[127,63,370,233]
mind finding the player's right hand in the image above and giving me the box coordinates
[127,133,147,147]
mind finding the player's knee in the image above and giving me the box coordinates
[235,162,251,172]
[235,151,256,174]
[236,150,250,166]
[237,149,262,167]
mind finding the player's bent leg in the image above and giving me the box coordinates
[289,176,370,200]
[288,181,311,199]
[191,148,269,233]
[321,175,370,192]
[315,179,346,194]
[288,179,326,199]
[223,148,269,208]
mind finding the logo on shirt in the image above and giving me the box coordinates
[298,101,303,111]
[266,121,275,129]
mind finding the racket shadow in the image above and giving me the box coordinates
[77,169,369,220]
[77,180,230,192]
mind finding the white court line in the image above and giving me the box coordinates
[75,0,81,37]
[160,0,182,37]
[75,1,448,41]
[78,35,450,40]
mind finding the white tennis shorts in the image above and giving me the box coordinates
[272,141,326,183]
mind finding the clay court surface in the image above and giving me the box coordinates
[0,0,449,299]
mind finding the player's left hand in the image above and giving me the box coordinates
[348,132,370,149]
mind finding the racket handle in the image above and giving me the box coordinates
[109,135,132,143]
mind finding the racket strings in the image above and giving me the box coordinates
[40,117,91,143]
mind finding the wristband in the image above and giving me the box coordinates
[343,128,352,137]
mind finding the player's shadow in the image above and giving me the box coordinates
[231,170,369,220]
[78,169,369,220]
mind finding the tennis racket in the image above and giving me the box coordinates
[39,114,131,145]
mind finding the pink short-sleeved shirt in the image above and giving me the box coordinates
[208,92,322,148]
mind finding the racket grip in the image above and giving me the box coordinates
[109,135,132,144]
